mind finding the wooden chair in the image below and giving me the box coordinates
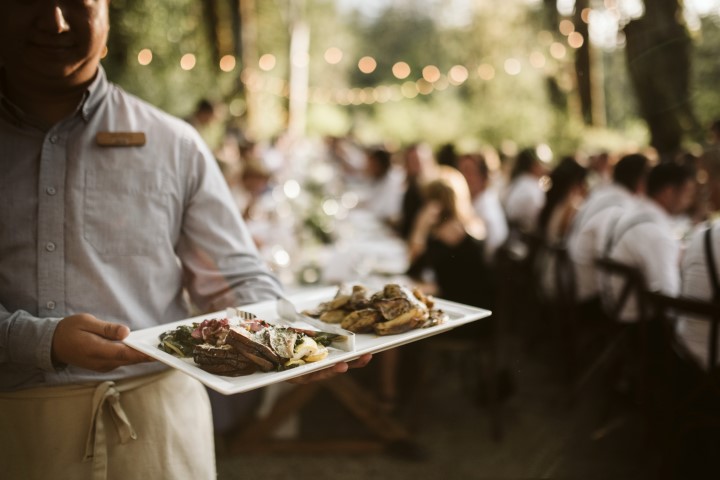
[575,257,650,401]
[494,228,544,335]
[546,244,580,390]
[644,291,720,479]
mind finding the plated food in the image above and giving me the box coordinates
[303,283,448,335]
[158,312,337,376]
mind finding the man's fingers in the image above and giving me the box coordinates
[347,353,373,369]
[102,321,130,340]
[113,344,154,365]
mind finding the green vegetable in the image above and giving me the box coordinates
[158,324,200,357]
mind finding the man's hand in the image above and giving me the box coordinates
[52,314,152,372]
[288,353,373,385]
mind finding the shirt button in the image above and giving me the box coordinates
[46,301,56,310]
[46,186,57,196]
[49,135,59,144]
[46,242,56,252]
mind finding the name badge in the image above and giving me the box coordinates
[96,132,146,147]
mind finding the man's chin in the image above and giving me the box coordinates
[23,60,97,88]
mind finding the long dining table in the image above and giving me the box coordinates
[224,208,421,455]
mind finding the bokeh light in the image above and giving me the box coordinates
[550,42,567,59]
[503,58,521,76]
[324,47,343,64]
[259,53,277,71]
[568,31,585,49]
[392,61,411,79]
[529,51,546,69]
[180,53,196,70]
[559,19,575,36]
[448,65,469,85]
[358,56,377,74]
[219,55,236,72]
[477,63,496,81]
[137,48,152,66]
[422,65,441,83]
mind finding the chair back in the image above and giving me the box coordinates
[594,257,648,324]
[645,292,720,372]
[549,243,577,312]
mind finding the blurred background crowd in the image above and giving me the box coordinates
[99,1,720,478]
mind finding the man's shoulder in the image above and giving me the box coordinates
[104,83,200,143]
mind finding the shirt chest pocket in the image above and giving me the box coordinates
[83,168,168,256]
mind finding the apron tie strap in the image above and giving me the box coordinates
[83,381,138,480]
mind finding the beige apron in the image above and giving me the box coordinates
[0,370,216,480]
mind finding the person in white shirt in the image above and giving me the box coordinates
[457,153,508,261]
[568,154,650,304]
[600,162,696,322]
[361,148,405,222]
[678,148,720,369]
[502,148,547,233]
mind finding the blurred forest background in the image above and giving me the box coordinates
[102,0,720,156]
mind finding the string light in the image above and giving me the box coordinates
[477,64,496,81]
[559,19,575,36]
[529,51,546,69]
[550,42,567,59]
[259,53,276,71]
[137,48,152,66]
[503,58,522,76]
[392,61,411,79]
[324,47,343,64]
[180,53,196,70]
[448,65,469,85]
[219,55,236,72]
[131,20,599,108]
[422,65,441,83]
[568,32,585,48]
[358,56,377,74]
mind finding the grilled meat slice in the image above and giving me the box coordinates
[193,344,257,376]
[225,328,282,364]
[237,349,276,372]
[198,362,257,376]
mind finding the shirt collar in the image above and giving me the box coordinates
[80,65,109,122]
[0,65,108,129]
[639,196,671,224]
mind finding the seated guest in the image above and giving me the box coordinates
[407,167,489,308]
[398,143,438,240]
[599,162,696,322]
[361,148,405,222]
[568,154,650,304]
[458,153,508,261]
[537,156,588,244]
[502,148,547,233]
[678,149,720,369]
[536,156,588,298]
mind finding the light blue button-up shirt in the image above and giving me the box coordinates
[0,67,283,390]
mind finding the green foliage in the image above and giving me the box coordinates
[104,0,234,117]
[102,0,718,154]
[692,16,720,131]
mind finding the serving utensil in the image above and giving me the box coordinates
[276,296,356,351]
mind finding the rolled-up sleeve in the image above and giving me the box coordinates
[0,306,62,371]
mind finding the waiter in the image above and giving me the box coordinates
[0,2,369,479]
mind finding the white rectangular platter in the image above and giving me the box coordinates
[124,286,492,395]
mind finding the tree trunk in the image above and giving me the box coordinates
[573,0,605,126]
[239,0,259,138]
[201,0,221,66]
[624,0,700,158]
